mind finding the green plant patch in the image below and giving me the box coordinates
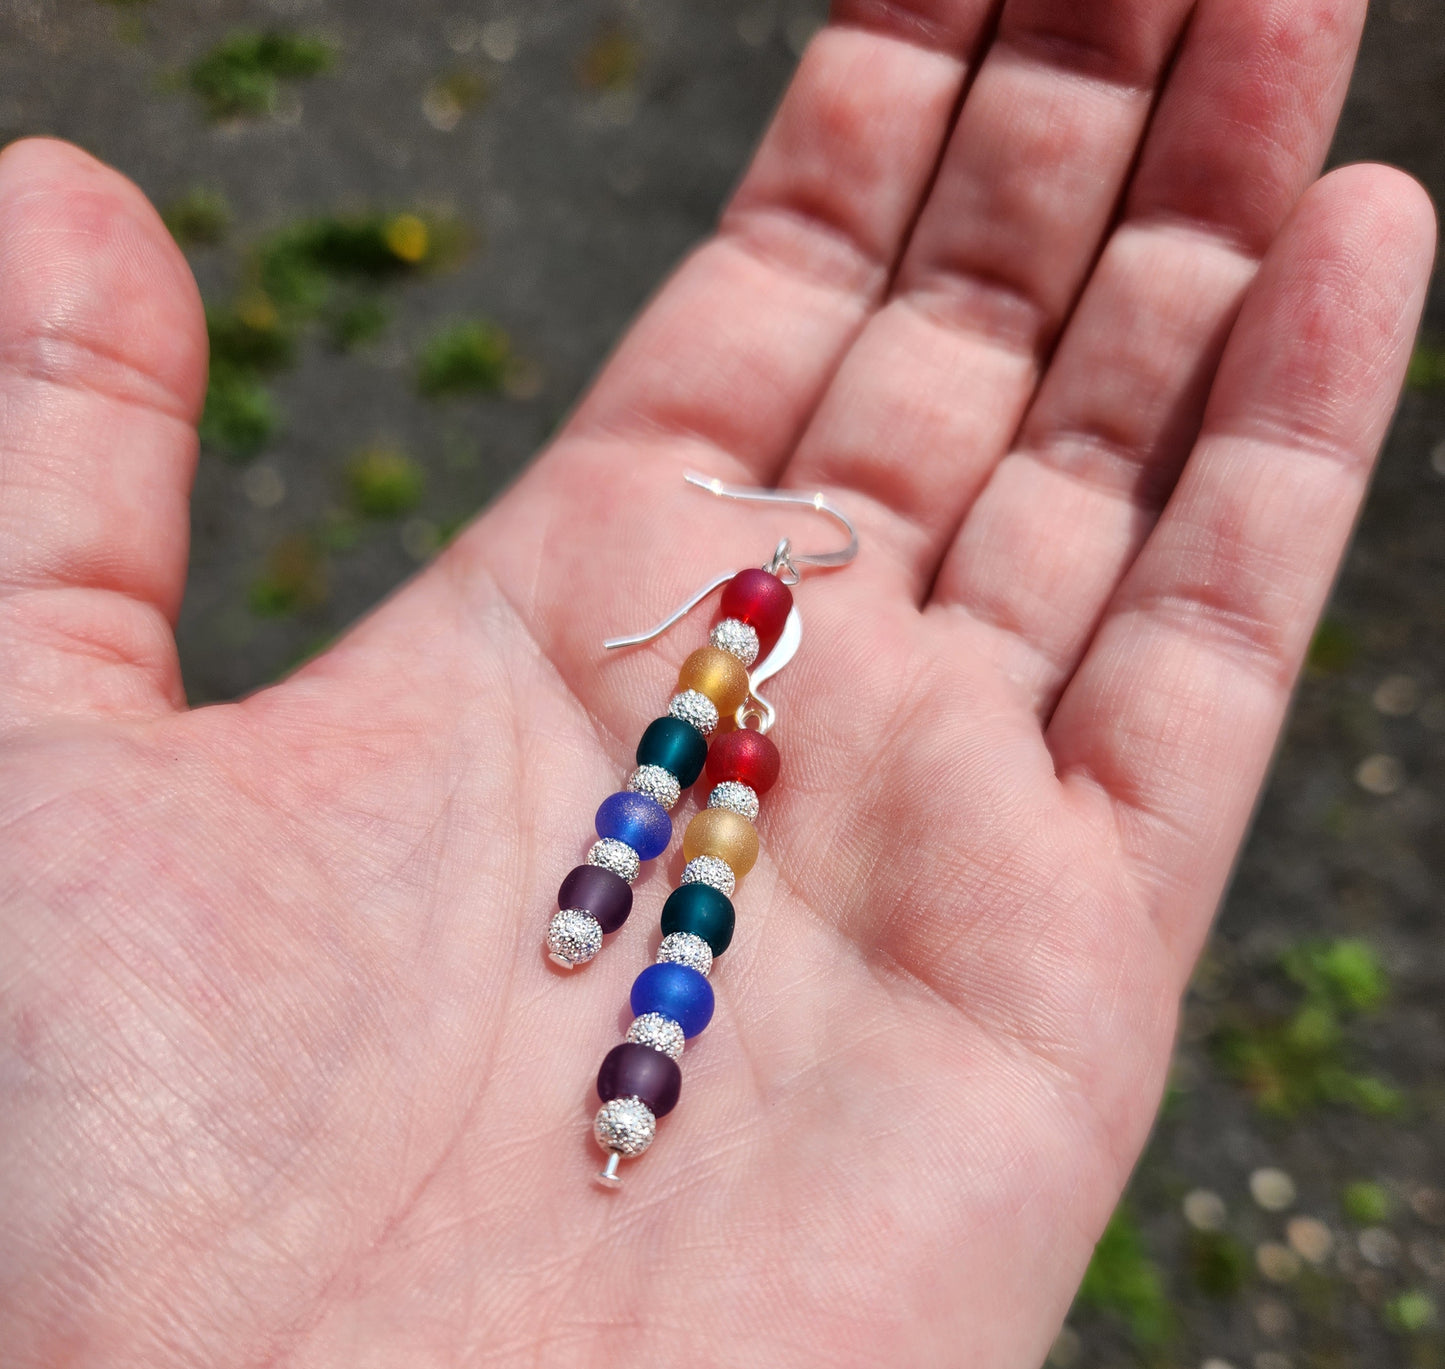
[253,212,461,320]
[200,366,278,459]
[1076,1207,1171,1348]
[325,294,391,351]
[1284,939,1389,1014]
[188,31,333,120]
[207,299,296,373]
[1188,1229,1251,1299]
[1210,938,1402,1117]
[1306,617,1358,674]
[417,321,511,397]
[347,445,424,519]
[1342,1180,1395,1225]
[162,187,230,247]
[1387,1290,1438,1334]
[1407,342,1445,392]
[249,534,327,617]
[197,209,464,456]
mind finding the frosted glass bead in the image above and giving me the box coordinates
[683,807,758,878]
[677,646,751,714]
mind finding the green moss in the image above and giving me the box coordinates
[199,367,278,459]
[195,208,464,456]
[249,535,327,617]
[1407,342,1445,392]
[1076,1207,1171,1348]
[1343,1074,1407,1116]
[1284,939,1389,1013]
[1188,1229,1251,1299]
[1307,617,1358,674]
[250,212,460,329]
[162,187,230,247]
[325,294,390,351]
[347,446,424,518]
[207,300,295,373]
[1342,1180,1394,1225]
[1210,937,1400,1117]
[198,297,295,458]
[1387,1291,1438,1334]
[417,321,511,397]
[188,31,333,121]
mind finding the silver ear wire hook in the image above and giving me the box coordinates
[602,571,738,651]
[601,473,856,732]
[602,473,858,651]
[682,471,858,570]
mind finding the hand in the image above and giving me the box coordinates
[0,1,1432,1364]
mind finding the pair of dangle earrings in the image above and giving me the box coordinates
[541,472,858,1188]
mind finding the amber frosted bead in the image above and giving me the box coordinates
[677,647,750,715]
[683,807,758,878]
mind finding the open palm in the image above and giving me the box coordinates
[0,2,1433,1365]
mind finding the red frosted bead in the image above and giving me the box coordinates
[706,728,780,795]
[719,569,792,655]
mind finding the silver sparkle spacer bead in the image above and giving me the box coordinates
[545,909,603,968]
[681,854,736,898]
[707,780,759,821]
[594,1095,656,1161]
[586,838,641,884]
[626,1012,685,1060]
[709,617,760,668]
[627,763,682,811]
[657,931,713,977]
[668,689,719,737]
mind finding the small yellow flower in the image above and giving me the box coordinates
[237,291,279,330]
[384,214,429,264]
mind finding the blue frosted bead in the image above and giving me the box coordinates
[630,961,714,1039]
[595,791,672,862]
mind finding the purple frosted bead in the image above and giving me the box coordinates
[597,1042,682,1118]
[595,790,672,862]
[557,864,632,934]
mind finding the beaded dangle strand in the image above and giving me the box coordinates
[593,569,790,1184]
[585,472,857,1188]
[543,648,729,969]
[545,550,789,969]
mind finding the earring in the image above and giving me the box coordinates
[587,472,858,1186]
[542,580,729,969]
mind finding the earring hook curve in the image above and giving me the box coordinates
[682,471,858,569]
[601,472,858,652]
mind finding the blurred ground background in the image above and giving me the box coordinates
[0,2,1441,1366]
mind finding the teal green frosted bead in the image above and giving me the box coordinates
[635,716,707,788]
[660,882,735,956]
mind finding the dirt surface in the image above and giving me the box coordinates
[0,2,1441,1366]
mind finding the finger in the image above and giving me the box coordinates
[1047,165,1434,964]
[781,0,1197,582]
[929,0,1367,713]
[0,139,206,725]
[336,4,1004,742]
[558,3,994,481]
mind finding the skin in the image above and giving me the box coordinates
[0,0,1434,1365]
